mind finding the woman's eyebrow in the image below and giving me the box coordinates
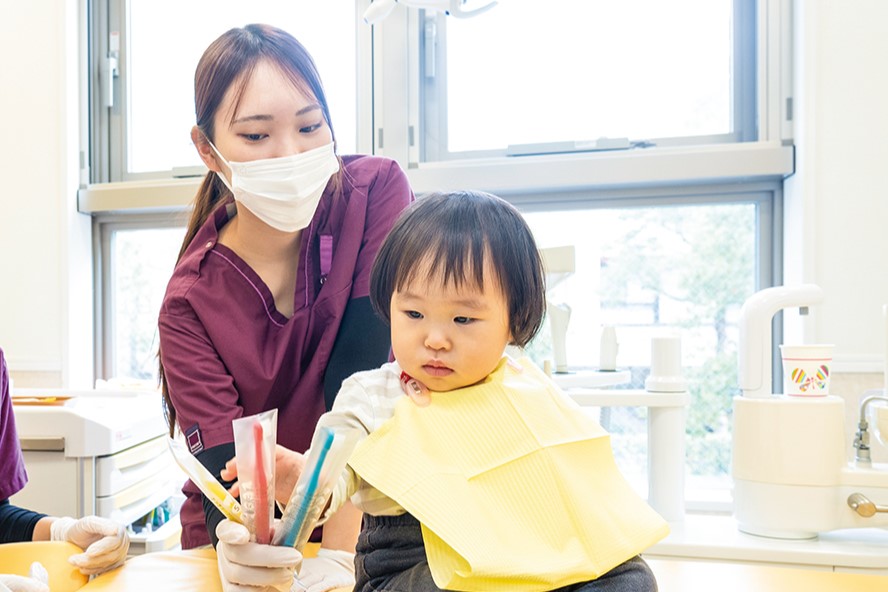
[295,104,322,116]
[232,104,321,125]
[232,114,273,124]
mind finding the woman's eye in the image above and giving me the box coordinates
[300,122,323,134]
[242,133,266,142]
[406,310,423,319]
[454,316,473,325]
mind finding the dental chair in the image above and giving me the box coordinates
[0,541,89,592]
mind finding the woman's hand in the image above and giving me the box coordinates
[215,519,301,592]
[0,562,49,592]
[49,516,130,575]
[221,445,306,506]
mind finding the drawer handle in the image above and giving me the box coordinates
[19,437,65,451]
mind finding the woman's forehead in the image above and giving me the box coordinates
[221,59,315,123]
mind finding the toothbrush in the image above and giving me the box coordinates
[280,427,335,548]
[253,421,271,544]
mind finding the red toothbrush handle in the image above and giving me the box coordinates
[253,421,271,544]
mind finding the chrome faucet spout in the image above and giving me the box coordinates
[854,395,888,466]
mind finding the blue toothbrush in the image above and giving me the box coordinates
[281,427,336,548]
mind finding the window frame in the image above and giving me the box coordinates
[367,0,793,197]
[86,0,375,185]
[416,0,759,163]
[93,213,187,379]
[511,180,782,514]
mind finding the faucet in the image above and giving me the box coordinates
[738,284,824,398]
[854,394,888,466]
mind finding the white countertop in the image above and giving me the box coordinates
[648,513,888,572]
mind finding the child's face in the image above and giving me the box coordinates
[390,257,513,392]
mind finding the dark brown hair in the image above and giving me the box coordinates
[369,191,546,348]
[160,24,341,436]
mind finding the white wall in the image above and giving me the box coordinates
[0,1,92,388]
[0,0,885,388]
[785,0,888,379]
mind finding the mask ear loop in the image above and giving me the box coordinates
[205,140,234,192]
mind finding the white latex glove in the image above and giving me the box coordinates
[292,549,355,592]
[216,519,302,592]
[0,562,50,592]
[50,516,130,575]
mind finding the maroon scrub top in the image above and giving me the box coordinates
[159,155,412,548]
[0,347,28,501]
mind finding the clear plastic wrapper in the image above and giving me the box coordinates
[273,426,359,549]
[233,409,277,544]
[168,437,243,523]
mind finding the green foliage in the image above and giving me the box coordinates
[598,203,755,477]
[685,353,739,475]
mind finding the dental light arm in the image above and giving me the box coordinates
[363,0,498,25]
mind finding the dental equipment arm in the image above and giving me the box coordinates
[363,0,498,25]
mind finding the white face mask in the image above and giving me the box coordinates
[210,142,340,232]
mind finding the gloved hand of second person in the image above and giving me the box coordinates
[0,561,50,592]
[216,519,302,592]
[50,515,130,575]
[293,549,355,592]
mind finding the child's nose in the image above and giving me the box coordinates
[424,328,451,352]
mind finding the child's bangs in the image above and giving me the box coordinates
[395,232,487,294]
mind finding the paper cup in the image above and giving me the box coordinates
[780,344,833,397]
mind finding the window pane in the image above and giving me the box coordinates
[523,202,756,496]
[429,0,735,155]
[111,227,185,381]
[127,1,356,174]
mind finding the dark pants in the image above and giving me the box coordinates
[354,513,658,592]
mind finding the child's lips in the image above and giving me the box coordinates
[423,362,453,377]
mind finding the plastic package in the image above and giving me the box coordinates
[273,426,359,550]
[233,409,277,543]
[168,438,243,523]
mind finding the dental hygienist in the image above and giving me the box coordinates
[0,347,130,590]
[157,24,413,592]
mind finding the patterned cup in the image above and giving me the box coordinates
[779,344,833,397]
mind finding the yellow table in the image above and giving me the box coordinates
[74,550,888,591]
[79,544,350,592]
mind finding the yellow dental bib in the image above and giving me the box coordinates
[348,357,669,592]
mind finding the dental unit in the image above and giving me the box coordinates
[733,284,888,539]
